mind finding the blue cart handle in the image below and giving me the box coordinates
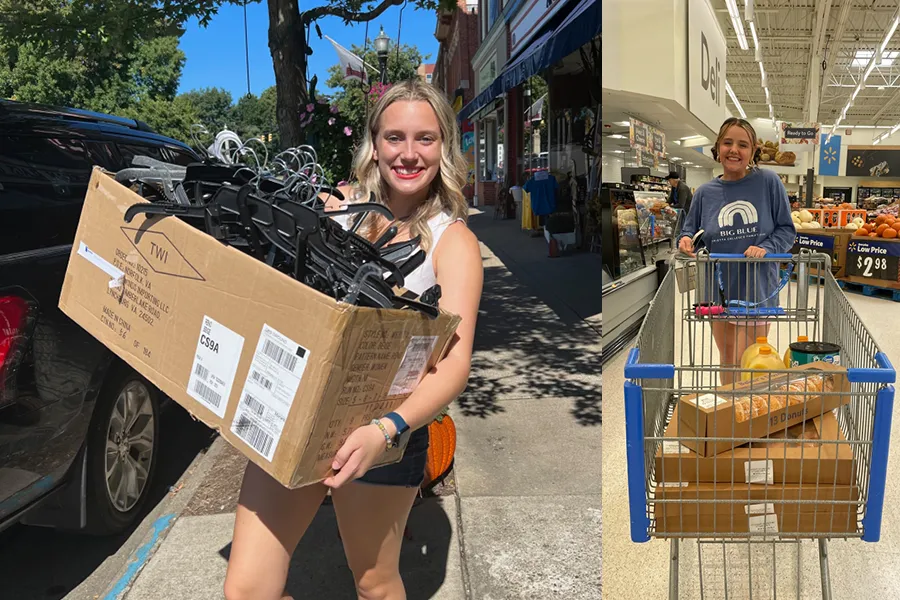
[708,253,793,260]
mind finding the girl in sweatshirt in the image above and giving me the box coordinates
[678,118,796,385]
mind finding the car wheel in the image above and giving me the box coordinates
[84,370,160,535]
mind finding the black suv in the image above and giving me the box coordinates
[0,100,202,534]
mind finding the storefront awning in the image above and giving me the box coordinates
[458,0,601,123]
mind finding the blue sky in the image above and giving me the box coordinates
[177,2,439,101]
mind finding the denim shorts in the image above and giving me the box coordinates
[356,427,429,487]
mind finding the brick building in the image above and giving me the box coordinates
[433,0,480,202]
[417,63,435,84]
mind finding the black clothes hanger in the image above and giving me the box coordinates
[121,159,439,318]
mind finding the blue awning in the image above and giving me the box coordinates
[458,0,600,123]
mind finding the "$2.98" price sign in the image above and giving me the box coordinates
[845,240,900,282]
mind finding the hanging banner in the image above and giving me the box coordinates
[635,148,658,168]
[819,134,841,176]
[780,122,820,152]
[630,117,666,159]
[845,146,900,177]
[325,36,372,84]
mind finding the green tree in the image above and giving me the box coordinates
[325,42,427,137]
[0,0,457,148]
[120,96,201,141]
[180,87,235,131]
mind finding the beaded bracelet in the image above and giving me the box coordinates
[371,419,393,449]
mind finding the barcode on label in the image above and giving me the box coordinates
[202,319,212,335]
[262,339,298,372]
[194,363,210,381]
[193,379,222,408]
[251,369,273,390]
[242,393,265,417]
[234,415,274,457]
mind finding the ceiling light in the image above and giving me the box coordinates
[725,80,747,118]
[745,0,755,23]
[881,16,900,54]
[616,121,630,127]
[612,150,624,154]
[681,135,703,141]
[609,134,625,139]
[725,0,749,50]
[670,156,682,161]
[749,21,759,48]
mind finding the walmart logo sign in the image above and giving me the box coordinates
[819,134,841,176]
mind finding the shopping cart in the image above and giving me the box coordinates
[624,250,896,599]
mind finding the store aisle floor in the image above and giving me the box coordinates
[602,289,900,600]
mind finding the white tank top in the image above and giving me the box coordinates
[331,210,462,295]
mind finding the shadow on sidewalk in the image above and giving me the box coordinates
[217,497,455,599]
[459,262,602,425]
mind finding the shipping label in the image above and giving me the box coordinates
[748,514,779,536]
[744,460,775,485]
[230,324,310,461]
[388,336,439,397]
[745,503,776,515]
[695,393,727,410]
[187,315,245,418]
[662,441,691,455]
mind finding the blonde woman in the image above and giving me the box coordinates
[224,79,484,600]
[678,117,795,385]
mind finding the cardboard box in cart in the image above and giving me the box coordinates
[59,169,461,488]
[654,481,859,535]
[656,406,855,486]
[677,362,850,457]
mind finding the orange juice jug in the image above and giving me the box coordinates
[784,335,809,367]
[740,337,778,371]
[743,347,785,381]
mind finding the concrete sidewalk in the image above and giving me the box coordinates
[98,208,602,600]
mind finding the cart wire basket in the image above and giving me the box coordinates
[624,250,896,599]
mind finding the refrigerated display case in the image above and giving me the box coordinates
[634,190,679,247]
[601,183,658,364]
[600,183,646,279]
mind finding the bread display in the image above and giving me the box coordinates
[755,139,797,166]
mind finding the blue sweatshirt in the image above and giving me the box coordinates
[680,168,796,307]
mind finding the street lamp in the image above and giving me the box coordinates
[374,26,391,84]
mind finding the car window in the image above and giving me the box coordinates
[117,143,165,166]
[164,147,200,166]
[83,141,119,171]
[0,136,93,254]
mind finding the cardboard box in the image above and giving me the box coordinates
[655,507,857,535]
[655,407,854,485]
[821,209,866,228]
[59,169,461,488]
[654,481,859,535]
[678,363,850,457]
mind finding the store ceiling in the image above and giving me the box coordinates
[715,0,900,128]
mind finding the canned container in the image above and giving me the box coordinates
[789,341,841,367]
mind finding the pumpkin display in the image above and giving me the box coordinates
[422,413,456,487]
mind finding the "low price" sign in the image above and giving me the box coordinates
[845,239,900,282]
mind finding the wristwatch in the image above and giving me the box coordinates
[382,412,411,449]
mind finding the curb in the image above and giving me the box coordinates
[69,434,228,600]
